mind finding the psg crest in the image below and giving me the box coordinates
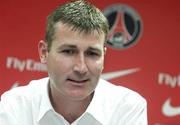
[103,4,143,49]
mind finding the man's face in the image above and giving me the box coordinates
[42,22,105,100]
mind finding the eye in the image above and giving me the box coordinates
[61,49,76,55]
[86,51,100,57]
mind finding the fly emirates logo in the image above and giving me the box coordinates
[158,73,180,117]
[6,57,47,72]
[158,73,180,88]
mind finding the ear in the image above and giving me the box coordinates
[103,46,107,55]
[38,40,48,63]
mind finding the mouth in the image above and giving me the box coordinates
[67,78,89,86]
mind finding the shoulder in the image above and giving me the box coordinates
[97,79,146,107]
[0,77,49,123]
[95,79,147,122]
[0,77,49,110]
[1,77,48,100]
[0,77,49,124]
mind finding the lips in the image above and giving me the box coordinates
[67,78,89,86]
[67,78,89,83]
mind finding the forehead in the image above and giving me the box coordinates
[52,22,105,47]
[54,22,105,38]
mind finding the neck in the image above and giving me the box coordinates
[48,83,93,123]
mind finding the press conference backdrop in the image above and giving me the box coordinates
[0,0,179,124]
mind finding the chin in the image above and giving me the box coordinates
[67,91,92,101]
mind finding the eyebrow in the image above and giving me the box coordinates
[57,44,102,53]
[87,47,102,52]
[57,44,77,50]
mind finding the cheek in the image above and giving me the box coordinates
[46,54,73,75]
[88,58,104,74]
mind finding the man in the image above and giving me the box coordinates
[0,0,147,125]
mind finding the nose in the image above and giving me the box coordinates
[73,53,88,75]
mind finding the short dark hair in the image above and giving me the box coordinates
[45,0,109,51]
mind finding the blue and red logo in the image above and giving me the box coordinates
[103,4,143,49]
